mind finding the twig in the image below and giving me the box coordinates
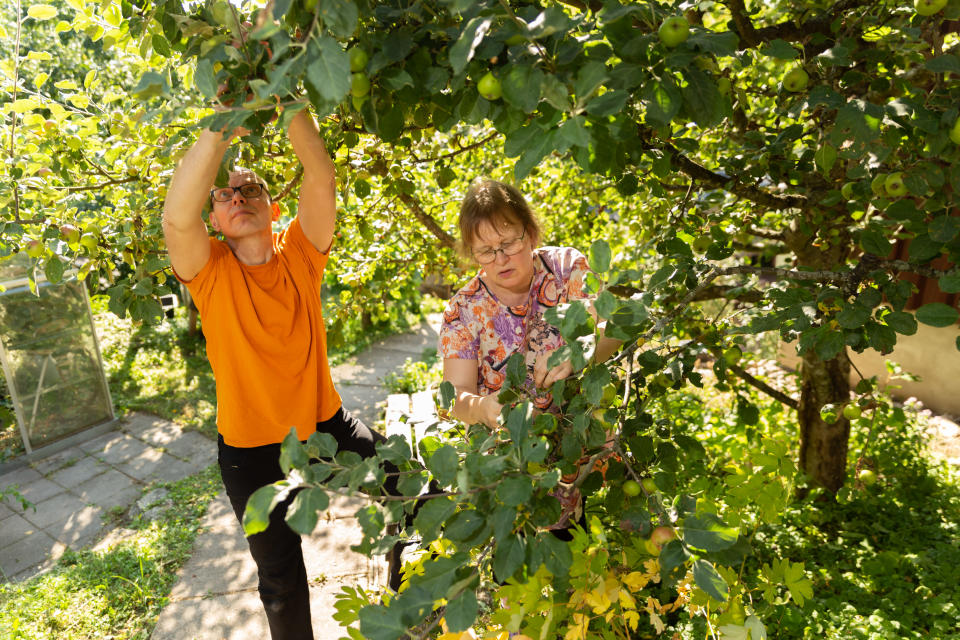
[9,0,22,223]
[410,131,499,164]
[726,360,799,410]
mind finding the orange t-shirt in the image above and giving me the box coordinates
[178,218,341,447]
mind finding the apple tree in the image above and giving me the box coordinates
[4,0,960,637]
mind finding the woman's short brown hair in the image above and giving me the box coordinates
[458,179,541,256]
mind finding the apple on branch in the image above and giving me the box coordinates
[915,0,947,16]
[658,16,689,48]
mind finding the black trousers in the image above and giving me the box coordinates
[217,406,390,640]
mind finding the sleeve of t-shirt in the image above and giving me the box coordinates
[438,297,480,360]
[277,217,329,280]
[175,237,229,316]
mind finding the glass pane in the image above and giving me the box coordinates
[0,279,112,448]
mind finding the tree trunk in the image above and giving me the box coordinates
[797,350,851,493]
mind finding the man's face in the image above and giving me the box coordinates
[209,170,274,239]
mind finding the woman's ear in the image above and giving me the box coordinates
[271,202,281,221]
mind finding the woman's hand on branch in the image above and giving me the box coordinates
[534,351,574,389]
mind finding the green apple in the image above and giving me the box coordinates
[348,47,369,72]
[623,480,641,497]
[658,16,689,47]
[841,182,856,200]
[692,235,712,252]
[650,526,676,548]
[25,239,45,258]
[80,233,99,252]
[783,67,809,92]
[843,404,862,420]
[351,95,367,111]
[884,172,908,197]
[477,71,502,100]
[950,116,960,145]
[870,173,887,195]
[350,72,370,97]
[59,224,80,244]
[641,477,657,494]
[858,468,877,486]
[914,0,947,16]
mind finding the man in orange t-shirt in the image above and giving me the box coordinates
[162,108,391,640]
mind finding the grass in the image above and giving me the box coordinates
[0,465,222,640]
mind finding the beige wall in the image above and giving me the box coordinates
[779,324,960,416]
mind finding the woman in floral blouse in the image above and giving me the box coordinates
[438,179,621,532]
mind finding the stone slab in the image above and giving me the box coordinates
[333,347,421,388]
[73,468,141,511]
[29,448,83,476]
[122,413,175,442]
[0,513,41,549]
[335,383,384,429]
[44,504,106,548]
[77,430,129,455]
[0,529,60,581]
[151,589,265,640]
[152,431,215,466]
[303,518,372,580]
[14,476,63,506]
[48,456,111,489]
[94,433,158,468]
[22,491,91,529]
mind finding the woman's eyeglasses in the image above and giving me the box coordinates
[472,228,526,264]
[210,183,267,202]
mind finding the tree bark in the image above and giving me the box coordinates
[796,348,851,494]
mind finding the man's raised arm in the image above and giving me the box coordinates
[288,109,336,254]
[162,129,235,281]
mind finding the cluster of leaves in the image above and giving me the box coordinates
[243,242,813,638]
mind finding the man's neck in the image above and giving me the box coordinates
[224,231,274,266]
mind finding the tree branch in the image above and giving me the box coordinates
[727,360,799,410]
[645,128,808,211]
[276,166,303,201]
[410,131,499,165]
[396,192,458,249]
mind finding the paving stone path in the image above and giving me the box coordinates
[0,315,441,640]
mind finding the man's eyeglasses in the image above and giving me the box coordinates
[210,183,267,202]
[471,228,526,264]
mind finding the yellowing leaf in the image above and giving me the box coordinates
[83,69,97,89]
[34,72,48,88]
[9,98,40,113]
[27,4,58,21]
[26,51,53,61]
[54,80,79,90]
[55,20,72,33]
[623,610,640,631]
[622,571,650,592]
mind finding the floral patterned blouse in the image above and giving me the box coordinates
[439,246,593,410]
[439,246,593,530]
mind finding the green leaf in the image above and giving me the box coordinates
[132,71,170,100]
[557,116,590,148]
[443,510,486,543]
[285,487,329,534]
[358,604,407,640]
[907,233,942,263]
[814,142,837,174]
[492,533,525,582]
[306,431,338,459]
[427,444,458,486]
[915,303,959,328]
[683,513,738,552]
[836,303,871,329]
[681,68,723,128]
[279,428,309,473]
[929,216,960,243]
[586,89,628,117]
[859,229,893,256]
[502,65,543,113]
[594,289,616,320]
[444,589,478,632]
[939,273,960,294]
[924,54,960,74]
[815,330,845,361]
[305,35,350,105]
[884,310,918,335]
[642,78,682,128]
[760,39,800,60]
[438,380,456,410]
[242,484,284,535]
[413,496,456,544]
[496,476,533,507]
[152,34,171,57]
[589,239,611,273]
[319,0,358,38]
[693,559,729,602]
[449,16,492,75]
[27,5,58,20]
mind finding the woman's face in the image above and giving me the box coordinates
[471,219,536,295]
